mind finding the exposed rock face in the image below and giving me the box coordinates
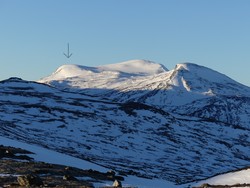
[17,174,43,186]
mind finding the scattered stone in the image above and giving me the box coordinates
[65,166,70,171]
[63,174,78,181]
[198,183,212,188]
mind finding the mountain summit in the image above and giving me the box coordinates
[41,59,168,81]
[168,62,248,95]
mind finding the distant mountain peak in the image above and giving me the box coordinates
[175,62,197,70]
[172,62,237,86]
[40,59,168,82]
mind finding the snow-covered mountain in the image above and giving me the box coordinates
[40,60,250,105]
[40,60,250,126]
[1,60,250,186]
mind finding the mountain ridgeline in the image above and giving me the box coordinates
[1,60,250,185]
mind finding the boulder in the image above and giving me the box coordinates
[17,174,43,186]
[112,179,122,187]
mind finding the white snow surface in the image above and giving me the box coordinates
[194,168,250,187]
[98,59,168,75]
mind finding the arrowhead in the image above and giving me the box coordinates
[63,53,72,58]
[63,53,69,58]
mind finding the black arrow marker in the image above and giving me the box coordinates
[63,43,72,58]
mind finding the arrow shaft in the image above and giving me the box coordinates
[67,43,70,56]
[64,43,72,58]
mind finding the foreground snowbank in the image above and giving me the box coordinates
[194,168,250,187]
[1,136,107,172]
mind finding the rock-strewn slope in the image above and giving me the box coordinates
[0,145,124,187]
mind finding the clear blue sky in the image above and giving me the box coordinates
[1,0,250,86]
